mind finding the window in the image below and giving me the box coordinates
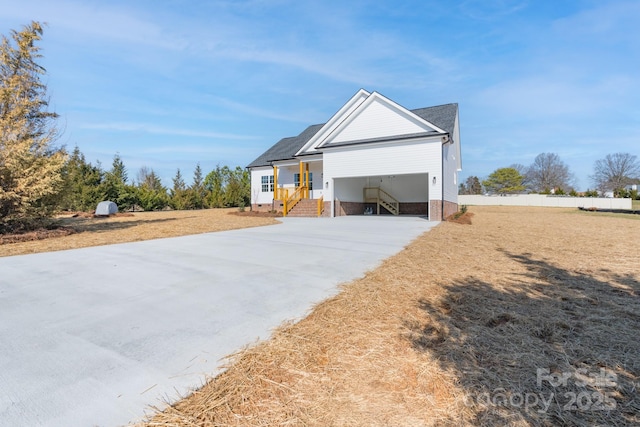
[294,173,313,190]
[261,175,274,192]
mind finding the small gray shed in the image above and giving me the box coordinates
[95,201,118,216]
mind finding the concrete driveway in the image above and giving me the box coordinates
[0,216,437,426]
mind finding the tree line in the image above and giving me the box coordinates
[60,147,250,213]
[460,152,640,199]
[1,22,249,232]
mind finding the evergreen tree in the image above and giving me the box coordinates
[136,166,168,211]
[204,165,225,208]
[482,168,525,195]
[59,146,103,211]
[189,163,206,209]
[100,154,137,210]
[224,166,250,207]
[0,21,66,228]
[170,168,189,209]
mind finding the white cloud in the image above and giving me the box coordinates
[2,0,184,50]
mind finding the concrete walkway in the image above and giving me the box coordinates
[0,216,437,427]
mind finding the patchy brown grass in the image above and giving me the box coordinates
[140,206,640,427]
[0,209,279,257]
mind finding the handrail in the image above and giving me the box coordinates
[363,187,399,215]
[378,188,398,210]
[317,196,324,217]
[283,186,306,216]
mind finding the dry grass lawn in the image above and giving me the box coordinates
[140,206,639,426]
[0,209,279,257]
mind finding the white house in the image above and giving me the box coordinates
[247,89,461,220]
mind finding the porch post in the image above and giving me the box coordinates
[273,165,278,199]
[305,163,310,198]
[299,161,304,194]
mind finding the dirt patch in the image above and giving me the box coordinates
[445,211,474,225]
[139,206,639,427]
[0,227,76,244]
[229,210,283,218]
[0,209,279,257]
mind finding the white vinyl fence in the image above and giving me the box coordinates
[459,194,632,210]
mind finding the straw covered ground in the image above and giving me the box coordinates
[140,206,639,426]
[0,209,278,257]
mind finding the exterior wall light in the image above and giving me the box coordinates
[432,176,437,185]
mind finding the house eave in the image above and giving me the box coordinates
[318,132,446,150]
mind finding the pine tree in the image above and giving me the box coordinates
[136,166,168,211]
[59,146,103,211]
[189,163,205,209]
[100,154,137,210]
[170,168,189,209]
[482,168,525,195]
[0,21,66,229]
[204,165,225,208]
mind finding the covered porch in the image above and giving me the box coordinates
[272,159,325,216]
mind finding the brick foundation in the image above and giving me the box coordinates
[251,201,284,213]
[399,202,429,215]
[429,200,459,220]
[334,201,430,216]
[444,200,458,219]
[334,201,365,216]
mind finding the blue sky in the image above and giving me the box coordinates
[2,0,639,190]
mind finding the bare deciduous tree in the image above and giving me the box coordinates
[526,153,574,193]
[459,176,482,195]
[591,153,640,194]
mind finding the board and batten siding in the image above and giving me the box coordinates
[329,99,435,144]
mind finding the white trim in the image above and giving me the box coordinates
[272,160,300,167]
[295,89,370,156]
[295,154,324,163]
[317,92,446,148]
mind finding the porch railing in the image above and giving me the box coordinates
[274,187,290,201]
[283,186,306,216]
[317,196,324,217]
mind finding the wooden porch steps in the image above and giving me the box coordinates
[287,198,321,217]
[364,187,400,215]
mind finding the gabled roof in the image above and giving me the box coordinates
[412,103,458,135]
[294,89,371,156]
[314,92,447,150]
[247,101,458,168]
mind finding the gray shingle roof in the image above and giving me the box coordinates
[411,103,458,134]
[246,124,324,168]
[247,103,458,168]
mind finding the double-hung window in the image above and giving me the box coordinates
[261,175,274,192]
